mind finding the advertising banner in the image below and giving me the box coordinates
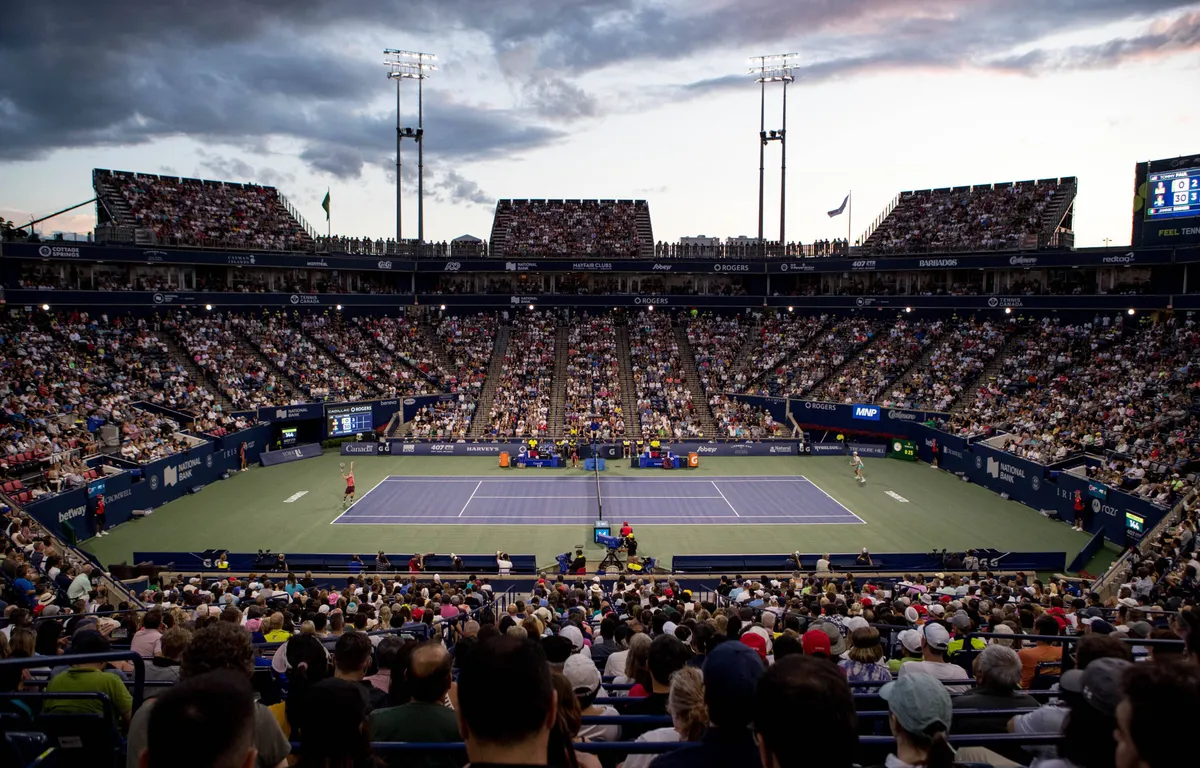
[3,241,415,272]
[257,403,325,422]
[387,441,527,456]
[259,443,323,467]
[422,259,767,274]
[340,442,386,456]
[789,399,941,440]
[809,442,848,456]
[668,442,799,457]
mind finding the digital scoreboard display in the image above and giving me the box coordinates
[1145,166,1200,220]
[327,403,374,437]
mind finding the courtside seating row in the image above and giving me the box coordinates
[135,551,539,574]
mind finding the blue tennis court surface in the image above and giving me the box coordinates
[331,476,865,526]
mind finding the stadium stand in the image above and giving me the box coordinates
[886,317,1013,411]
[233,313,379,403]
[627,311,705,439]
[478,311,556,439]
[490,199,652,257]
[93,169,313,251]
[563,314,626,439]
[862,178,1076,254]
[808,318,943,404]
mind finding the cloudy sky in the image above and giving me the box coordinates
[2,1,1198,247]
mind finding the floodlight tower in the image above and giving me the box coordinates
[749,53,796,254]
[384,49,437,247]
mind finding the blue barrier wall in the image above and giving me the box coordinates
[24,424,272,540]
[671,549,1066,574]
[788,399,943,441]
[131,551,539,574]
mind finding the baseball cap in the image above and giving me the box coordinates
[703,641,764,728]
[562,653,601,697]
[740,632,768,661]
[816,622,847,656]
[922,623,951,652]
[802,628,832,657]
[71,629,110,655]
[745,625,773,652]
[1125,621,1152,639]
[1087,619,1115,635]
[1060,657,1132,717]
[411,607,424,620]
[662,621,678,637]
[929,604,946,618]
[904,607,920,624]
[951,612,972,631]
[844,616,870,634]
[880,674,953,736]
[559,624,585,652]
[899,629,924,654]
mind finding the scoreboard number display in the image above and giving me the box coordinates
[327,403,373,437]
[1145,166,1200,220]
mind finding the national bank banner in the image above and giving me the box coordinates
[22,425,271,540]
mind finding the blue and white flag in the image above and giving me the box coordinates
[827,194,849,217]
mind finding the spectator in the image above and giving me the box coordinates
[456,636,556,767]
[897,623,972,693]
[879,674,957,768]
[141,670,257,768]
[1116,661,1200,768]
[142,626,192,698]
[369,641,462,768]
[839,627,892,684]
[1041,657,1133,768]
[292,666,376,768]
[324,630,388,712]
[564,653,618,744]
[1018,615,1063,689]
[548,672,602,768]
[754,655,858,768]
[621,665,706,768]
[953,645,1039,734]
[43,630,133,727]
[619,634,690,740]
[131,610,165,658]
[652,641,762,768]
[126,622,290,768]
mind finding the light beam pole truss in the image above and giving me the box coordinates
[384,49,437,249]
[750,54,796,257]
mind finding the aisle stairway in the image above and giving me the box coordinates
[549,325,570,438]
[615,324,640,433]
[950,326,1029,414]
[635,202,655,258]
[466,325,510,438]
[420,319,456,381]
[488,205,514,257]
[300,321,384,397]
[161,335,236,412]
[673,324,719,436]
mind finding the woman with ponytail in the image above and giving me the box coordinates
[547,672,601,768]
[621,666,707,768]
[270,634,332,738]
[878,674,956,768]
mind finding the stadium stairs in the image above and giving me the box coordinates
[92,170,137,228]
[873,325,948,403]
[420,319,456,382]
[635,202,655,258]
[161,334,236,413]
[615,323,640,432]
[224,324,304,403]
[949,325,1029,414]
[802,322,886,399]
[549,325,569,435]
[1039,178,1077,241]
[672,324,720,436]
[466,325,510,439]
[739,318,836,394]
[303,317,385,398]
[488,205,513,257]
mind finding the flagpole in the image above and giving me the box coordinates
[847,190,852,249]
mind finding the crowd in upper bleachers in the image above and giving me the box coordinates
[866,181,1065,254]
[564,314,626,439]
[234,312,378,403]
[96,170,311,251]
[744,318,879,398]
[498,199,644,257]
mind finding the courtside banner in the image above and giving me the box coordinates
[847,442,887,457]
[340,442,386,456]
[808,443,848,456]
[666,442,799,457]
[260,443,323,467]
[388,441,528,456]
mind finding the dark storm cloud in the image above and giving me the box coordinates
[431,170,496,208]
[0,0,1193,176]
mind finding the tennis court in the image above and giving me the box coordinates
[331,475,865,526]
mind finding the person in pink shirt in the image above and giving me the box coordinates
[130,610,164,658]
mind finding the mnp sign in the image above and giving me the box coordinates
[852,405,880,421]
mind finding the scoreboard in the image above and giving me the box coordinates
[1145,166,1200,220]
[327,403,374,437]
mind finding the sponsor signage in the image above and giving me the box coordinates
[258,403,325,422]
[259,443,323,467]
[852,404,881,421]
[810,442,848,456]
[7,242,413,272]
[340,442,385,456]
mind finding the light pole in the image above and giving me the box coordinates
[750,54,796,256]
[384,49,437,248]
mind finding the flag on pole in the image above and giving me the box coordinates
[827,194,849,218]
[321,190,330,221]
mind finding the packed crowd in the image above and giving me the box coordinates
[305,314,435,399]
[234,312,378,403]
[728,314,824,393]
[499,199,644,256]
[405,397,477,440]
[810,319,942,404]
[628,312,703,439]
[482,312,556,439]
[98,170,311,251]
[685,315,783,437]
[435,313,497,400]
[887,318,1012,411]
[4,529,1198,768]
[355,316,451,389]
[166,311,295,411]
[866,181,1064,253]
[708,394,783,439]
[563,314,626,439]
[747,319,879,398]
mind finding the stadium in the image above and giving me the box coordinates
[2,5,1200,767]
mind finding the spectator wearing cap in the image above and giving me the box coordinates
[946,611,985,657]
[1117,659,1200,768]
[128,622,291,768]
[1018,615,1063,689]
[953,645,1039,735]
[370,642,462,768]
[652,641,761,768]
[43,630,133,727]
[1031,657,1133,768]
[619,634,691,741]
[888,629,925,675]
[897,623,972,693]
[621,665,707,768]
[755,655,858,768]
[456,636,556,767]
[879,674,956,768]
[839,627,892,683]
[559,624,590,660]
[563,653,619,743]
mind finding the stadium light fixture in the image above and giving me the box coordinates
[787,306,794,312]
[1004,307,1012,314]
[905,307,912,313]
[205,304,213,311]
[336,304,343,311]
[1128,308,1135,315]
[384,48,436,246]
[528,304,535,311]
[750,53,797,252]
[439,304,446,311]
[41,304,49,311]
[647,305,655,312]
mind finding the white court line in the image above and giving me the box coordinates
[471,495,724,500]
[800,479,868,525]
[711,481,741,517]
[334,518,866,526]
[377,475,816,483]
[329,476,389,525]
[458,480,483,517]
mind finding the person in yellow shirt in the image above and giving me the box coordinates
[262,612,291,644]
